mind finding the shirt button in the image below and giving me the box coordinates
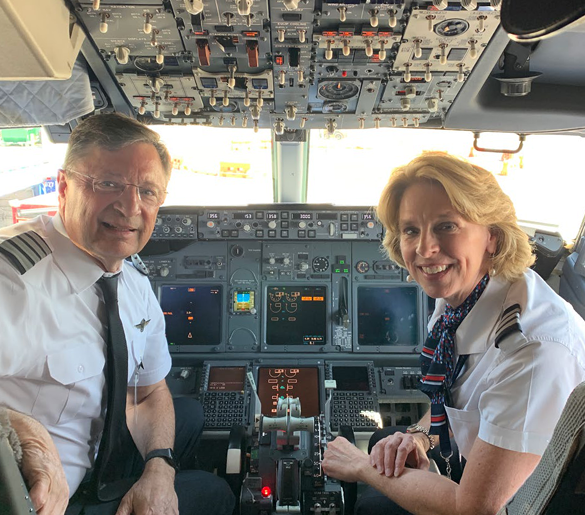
[78,365,84,373]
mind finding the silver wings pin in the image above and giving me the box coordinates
[135,318,151,332]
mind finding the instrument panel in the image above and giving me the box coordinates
[149,205,429,434]
[143,205,425,354]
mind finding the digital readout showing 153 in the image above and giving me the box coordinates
[233,212,254,220]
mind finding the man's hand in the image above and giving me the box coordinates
[321,436,370,483]
[369,431,430,478]
[116,459,178,515]
[8,410,69,515]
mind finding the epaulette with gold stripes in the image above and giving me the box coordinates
[0,231,52,274]
[495,303,523,348]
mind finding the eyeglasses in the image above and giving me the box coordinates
[64,169,167,208]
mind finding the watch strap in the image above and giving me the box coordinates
[144,448,178,471]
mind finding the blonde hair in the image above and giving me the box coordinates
[376,151,534,282]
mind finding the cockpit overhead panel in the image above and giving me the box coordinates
[71,0,505,131]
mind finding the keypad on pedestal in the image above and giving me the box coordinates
[203,391,245,429]
[330,392,379,430]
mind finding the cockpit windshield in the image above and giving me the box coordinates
[308,129,585,240]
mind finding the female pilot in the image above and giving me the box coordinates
[322,151,585,515]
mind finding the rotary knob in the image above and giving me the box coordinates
[268,257,276,265]
[283,257,291,265]
[243,224,251,232]
[299,262,309,272]
[299,221,307,229]
[231,245,244,257]
[356,261,370,273]
[268,221,277,229]
[159,266,170,277]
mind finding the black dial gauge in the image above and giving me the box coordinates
[312,256,330,273]
[434,19,470,37]
[318,81,360,100]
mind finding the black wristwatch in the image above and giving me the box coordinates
[144,448,179,471]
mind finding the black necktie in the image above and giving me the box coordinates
[93,274,134,501]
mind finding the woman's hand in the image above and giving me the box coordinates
[369,431,430,478]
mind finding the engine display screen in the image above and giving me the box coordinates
[357,286,418,346]
[257,367,320,417]
[208,367,246,391]
[332,366,370,391]
[265,286,327,345]
[161,285,222,345]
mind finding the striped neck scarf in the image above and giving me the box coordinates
[419,273,490,452]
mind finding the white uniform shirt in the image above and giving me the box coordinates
[429,269,585,459]
[0,215,171,495]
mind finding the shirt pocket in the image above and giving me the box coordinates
[32,344,105,426]
[444,406,480,459]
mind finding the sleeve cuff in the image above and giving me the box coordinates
[478,419,550,456]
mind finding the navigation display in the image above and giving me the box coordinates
[161,285,222,345]
[357,286,418,346]
[257,367,320,416]
[265,285,327,345]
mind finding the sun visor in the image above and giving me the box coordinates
[501,0,585,42]
[0,0,85,80]
[0,57,95,127]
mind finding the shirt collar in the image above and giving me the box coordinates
[50,214,122,293]
[428,275,513,355]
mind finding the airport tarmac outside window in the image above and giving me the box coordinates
[0,128,66,228]
[308,129,585,242]
[154,126,274,206]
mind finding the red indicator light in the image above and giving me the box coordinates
[322,31,337,37]
[341,71,347,77]
[261,486,272,498]
[275,56,284,65]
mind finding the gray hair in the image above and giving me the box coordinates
[63,113,172,178]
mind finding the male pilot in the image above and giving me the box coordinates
[0,113,234,515]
